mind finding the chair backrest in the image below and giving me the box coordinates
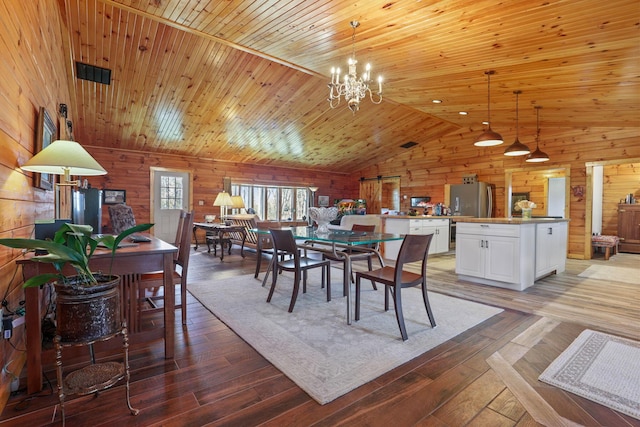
[394,234,433,283]
[108,203,137,234]
[351,224,377,248]
[175,211,194,272]
[257,221,282,249]
[351,224,375,232]
[269,228,299,262]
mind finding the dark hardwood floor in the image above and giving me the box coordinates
[2,245,639,426]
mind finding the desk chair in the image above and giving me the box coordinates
[355,234,436,341]
[108,204,137,234]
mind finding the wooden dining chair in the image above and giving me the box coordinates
[322,224,378,296]
[254,221,282,279]
[267,228,331,312]
[355,233,436,341]
[138,210,194,326]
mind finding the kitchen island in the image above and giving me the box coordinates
[381,215,457,259]
[454,217,569,291]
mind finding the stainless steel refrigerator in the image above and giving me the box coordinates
[72,188,103,233]
[450,182,493,217]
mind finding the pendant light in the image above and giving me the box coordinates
[526,106,550,162]
[474,70,504,147]
[504,90,531,156]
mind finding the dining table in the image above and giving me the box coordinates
[253,226,403,324]
[192,222,247,260]
[19,235,177,394]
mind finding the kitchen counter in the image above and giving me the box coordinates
[454,217,569,225]
[455,218,568,291]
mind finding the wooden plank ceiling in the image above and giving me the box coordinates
[62,0,640,172]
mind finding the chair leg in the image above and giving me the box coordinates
[421,282,436,328]
[267,266,279,303]
[181,281,187,325]
[255,252,262,278]
[325,265,331,302]
[392,286,408,341]
[367,257,377,290]
[355,275,361,321]
[288,270,301,312]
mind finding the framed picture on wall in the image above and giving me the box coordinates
[511,192,530,216]
[34,107,56,191]
[317,195,330,207]
[103,189,126,204]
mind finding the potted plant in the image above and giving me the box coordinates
[0,222,153,342]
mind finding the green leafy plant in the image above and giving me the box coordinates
[0,222,153,288]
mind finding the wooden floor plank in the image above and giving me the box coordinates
[2,248,638,426]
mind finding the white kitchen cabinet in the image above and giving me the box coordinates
[383,217,451,260]
[535,221,568,278]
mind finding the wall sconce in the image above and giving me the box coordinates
[59,103,68,118]
[20,140,107,186]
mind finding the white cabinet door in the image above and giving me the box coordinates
[455,234,485,276]
[485,236,520,283]
[535,222,567,277]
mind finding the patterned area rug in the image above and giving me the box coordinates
[188,270,502,404]
[539,329,640,420]
[577,265,640,285]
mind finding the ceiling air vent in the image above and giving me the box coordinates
[76,62,111,85]
[400,141,418,149]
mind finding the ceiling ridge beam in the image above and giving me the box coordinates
[98,0,321,78]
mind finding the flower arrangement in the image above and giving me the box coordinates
[515,200,537,210]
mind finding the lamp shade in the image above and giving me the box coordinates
[213,191,233,207]
[21,140,107,176]
[230,195,245,209]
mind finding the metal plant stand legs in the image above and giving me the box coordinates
[55,321,139,426]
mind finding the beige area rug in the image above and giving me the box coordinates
[577,265,640,285]
[188,270,503,404]
[539,329,640,420]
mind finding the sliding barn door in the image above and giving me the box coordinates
[359,177,400,214]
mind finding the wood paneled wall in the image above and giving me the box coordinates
[352,128,640,259]
[83,147,358,230]
[0,0,74,406]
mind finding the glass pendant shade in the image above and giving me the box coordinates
[504,90,530,156]
[526,106,550,162]
[474,70,503,147]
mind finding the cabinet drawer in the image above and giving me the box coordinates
[457,223,520,237]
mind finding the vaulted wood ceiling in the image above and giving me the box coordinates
[62,0,639,172]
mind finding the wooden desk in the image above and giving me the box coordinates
[192,222,246,260]
[20,236,177,394]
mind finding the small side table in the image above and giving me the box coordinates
[54,321,138,426]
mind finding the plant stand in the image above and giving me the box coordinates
[54,320,138,426]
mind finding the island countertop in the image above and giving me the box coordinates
[453,217,569,224]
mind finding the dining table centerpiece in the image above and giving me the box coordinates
[309,207,339,234]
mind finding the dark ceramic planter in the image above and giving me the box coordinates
[54,274,121,343]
